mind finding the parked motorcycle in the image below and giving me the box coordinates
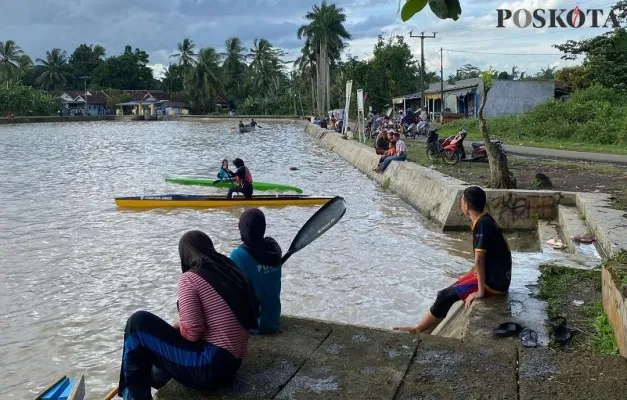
[440,128,506,165]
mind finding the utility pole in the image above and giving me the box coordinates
[79,76,90,97]
[409,31,436,112]
[440,47,444,117]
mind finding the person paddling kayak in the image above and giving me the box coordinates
[217,159,231,181]
[226,158,253,199]
[230,208,283,333]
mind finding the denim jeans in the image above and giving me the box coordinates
[380,154,407,172]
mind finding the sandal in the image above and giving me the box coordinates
[572,234,595,244]
[546,239,566,250]
[491,322,523,338]
[519,329,538,348]
[552,324,573,344]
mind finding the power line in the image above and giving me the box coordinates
[443,48,561,56]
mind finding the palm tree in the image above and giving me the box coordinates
[297,1,351,114]
[249,39,284,95]
[0,40,30,81]
[221,37,247,99]
[295,40,317,113]
[171,38,197,68]
[184,48,224,114]
[36,48,68,91]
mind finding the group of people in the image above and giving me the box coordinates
[372,117,408,173]
[217,158,254,199]
[311,114,343,132]
[238,119,258,128]
[116,185,513,400]
[117,208,284,399]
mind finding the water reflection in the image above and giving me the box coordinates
[0,121,559,398]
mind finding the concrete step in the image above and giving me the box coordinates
[558,205,602,263]
[537,220,565,254]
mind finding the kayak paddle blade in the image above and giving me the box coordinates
[281,196,347,264]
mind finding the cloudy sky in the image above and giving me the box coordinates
[0,0,619,80]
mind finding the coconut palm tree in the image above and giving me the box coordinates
[249,38,284,95]
[0,40,31,81]
[184,47,224,114]
[221,37,247,99]
[297,1,351,114]
[171,38,197,68]
[294,40,317,113]
[36,48,68,91]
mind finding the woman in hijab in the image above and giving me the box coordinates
[229,208,283,334]
[226,158,253,200]
[117,230,259,400]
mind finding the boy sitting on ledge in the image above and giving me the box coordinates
[393,186,512,334]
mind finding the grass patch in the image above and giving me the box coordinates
[381,177,391,189]
[605,250,627,297]
[439,86,627,155]
[588,302,620,355]
[538,264,619,354]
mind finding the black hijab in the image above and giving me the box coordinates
[178,230,259,331]
[239,208,283,267]
[233,158,244,168]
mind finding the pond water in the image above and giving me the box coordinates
[0,121,564,398]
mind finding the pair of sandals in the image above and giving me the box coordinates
[491,317,574,348]
[491,322,538,348]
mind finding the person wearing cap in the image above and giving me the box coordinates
[226,158,253,199]
[376,131,407,173]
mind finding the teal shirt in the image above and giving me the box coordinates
[229,246,282,333]
[217,168,230,180]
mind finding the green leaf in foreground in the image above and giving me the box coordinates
[401,0,428,22]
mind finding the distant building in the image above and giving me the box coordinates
[393,79,567,120]
[60,90,109,116]
[115,90,190,116]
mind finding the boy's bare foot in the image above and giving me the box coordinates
[393,326,419,334]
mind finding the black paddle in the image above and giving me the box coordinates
[281,196,347,264]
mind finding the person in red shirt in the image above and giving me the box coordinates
[226,158,253,199]
[117,230,259,400]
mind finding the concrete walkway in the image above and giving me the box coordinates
[155,316,627,400]
[405,137,627,165]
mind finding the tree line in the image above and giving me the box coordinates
[1,0,626,117]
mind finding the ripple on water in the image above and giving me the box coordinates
[0,121,559,398]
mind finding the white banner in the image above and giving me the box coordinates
[343,80,353,135]
[357,89,364,112]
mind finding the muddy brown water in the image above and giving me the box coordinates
[0,121,567,398]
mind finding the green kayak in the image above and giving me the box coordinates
[165,176,303,193]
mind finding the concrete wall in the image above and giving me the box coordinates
[0,115,130,124]
[602,266,627,359]
[483,80,555,118]
[576,193,627,258]
[305,123,565,231]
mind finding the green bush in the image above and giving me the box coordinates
[0,81,59,116]
[441,85,627,147]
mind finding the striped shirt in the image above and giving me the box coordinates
[177,272,249,359]
[395,139,407,154]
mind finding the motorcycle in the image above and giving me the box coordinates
[365,120,374,140]
[440,128,506,165]
[416,121,430,137]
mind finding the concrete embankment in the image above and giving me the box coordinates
[0,115,303,125]
[304,123,627,361]
[305,123,571,232]
[156,315,627,400]
[0,115,129,124]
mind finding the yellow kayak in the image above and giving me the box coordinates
[115,194,333,209]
